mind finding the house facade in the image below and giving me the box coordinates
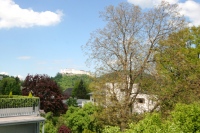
[88,83,158,114]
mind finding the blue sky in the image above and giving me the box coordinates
[0,0,200,79]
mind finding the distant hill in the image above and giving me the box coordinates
[52,73,93,91]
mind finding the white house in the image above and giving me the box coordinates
[88,83,158,114]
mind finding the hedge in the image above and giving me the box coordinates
[0,95,39,108]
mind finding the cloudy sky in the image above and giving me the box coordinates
[0,0,200,79]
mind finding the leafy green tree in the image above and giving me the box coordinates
[41,112,57,133]
[0,76,21,95]
[155,26,200,112]
[66,97,78,107]
[72,79,89,99]
[54,73,63,81]
[102,103,200,133]
[126,113,163,133]
[0,74,8,77]
[168,103,200,133]
[63,103,101,133]
[128,103,200,133]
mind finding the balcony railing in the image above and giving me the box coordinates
[0,95,40,118]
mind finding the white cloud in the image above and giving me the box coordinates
[0,72,9,75]
[127,0,179,8]
[17,56,31,60]
[0,0,63,29]
[127,0,200,26]
[179,0,200,26]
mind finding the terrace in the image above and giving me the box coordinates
[0,95,40,117]
[0,95,45,133]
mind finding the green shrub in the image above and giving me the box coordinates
[125,103,200,133]
[44,120,57,133]
[0,95,39,108]
[125,113,162,133]
[169,103,200,133]
[103,126,121,133]
[0,95,13,98]
[83,129,95,133]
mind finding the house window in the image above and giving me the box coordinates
[136,98,145,104]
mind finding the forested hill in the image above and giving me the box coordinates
[52,73,93,91]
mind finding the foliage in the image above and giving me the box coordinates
[40,112,57,133]
[103,126,121,133]
[28,91,33,97]
[72,79,90,99]
[0,76,21,95]
[63,103,101,133]
[82,129,95,133]
[102,103,200,133]
[0,95,12,98]
[66,97,78,107]
[0,96,39,108]
[45,112,54,121]
[58,125,71,133]
[22,74,67,116]
[44,120,57,133]
[168,103,200,133]
[0,74,9,78]
[159,103,200,133]
[126,113,162,133]
[83,1,185,130]
[9,91,12,97]
[155,26,200,113]
[56,115,66,131]
[53,73,93,91]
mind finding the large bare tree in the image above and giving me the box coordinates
[83,1,185,130]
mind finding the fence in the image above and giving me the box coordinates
[0,96,40,117]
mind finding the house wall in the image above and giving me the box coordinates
[133,94,157,113]
[90,83,158,114]
[0,123,39,133]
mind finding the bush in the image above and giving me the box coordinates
[169,103,200,133]
[126,113,162,133]
[66,97,78,107]
[44,120,57,133]
[126,103,200,133]
[64,103,101,132]
[58,125,71,133]
[83,129,95,133]
[103,126,121,133]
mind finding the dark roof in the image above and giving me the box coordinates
[63,88,73,96]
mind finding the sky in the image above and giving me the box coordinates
[0,0,200,79]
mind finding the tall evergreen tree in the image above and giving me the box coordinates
[72,79,89,99]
